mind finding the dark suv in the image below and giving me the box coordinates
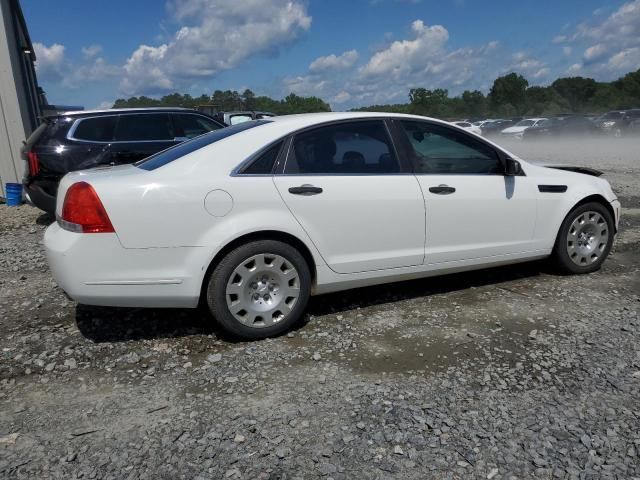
[22,108,225,213]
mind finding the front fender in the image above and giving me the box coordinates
[527,163,618,250]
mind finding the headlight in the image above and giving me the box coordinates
[602,121,615,127]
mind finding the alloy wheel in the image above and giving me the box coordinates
[566,210,609,266]
[225,253,300,328]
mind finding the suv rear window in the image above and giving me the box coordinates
[72,116,117,142]
[136,120,270,171]
[116,113,172,141]
[173,113,222,138]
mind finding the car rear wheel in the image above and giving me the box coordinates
[551,202,614,274]
[206,240,311,339]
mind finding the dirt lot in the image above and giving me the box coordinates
[1,138,639,479]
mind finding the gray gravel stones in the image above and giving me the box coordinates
[1,148,640,479]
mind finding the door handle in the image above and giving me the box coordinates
[429,185,456,195]
[288,184,323,196]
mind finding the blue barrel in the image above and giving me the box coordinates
[5,183,23,206]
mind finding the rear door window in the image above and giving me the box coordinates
[172,114,222,139]
[285,121,400,174]
[72,116,117,142]
[115,113,172,141]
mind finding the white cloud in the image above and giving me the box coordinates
[561,0,640,76]
[566,63,583,75]
[360,20,449,78]
[33,43,65,81]
[532,67,550,79]
[120,0,311,95]
[309,50,359,73]
[95,100,114,109]
[283,20,502,108]
[583,43,608,62]
[82,44,103,59]
[65,57,122,89]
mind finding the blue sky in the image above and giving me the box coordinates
[23,0,639,109]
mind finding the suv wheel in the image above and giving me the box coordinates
[206,240,311,339]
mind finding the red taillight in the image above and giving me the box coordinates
[27,151,40,176]
[60,182,115,233]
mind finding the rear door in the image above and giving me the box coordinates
[273,120,425,274]
[111,113,176,164]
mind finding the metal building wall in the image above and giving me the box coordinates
[0,0,40,198]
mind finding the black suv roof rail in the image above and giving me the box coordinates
[57,107,199,117]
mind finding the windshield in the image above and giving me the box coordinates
[514,120,535,127]
[601,112,623,120]
[135,120,270,171]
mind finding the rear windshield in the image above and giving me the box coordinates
[135,120,270,171]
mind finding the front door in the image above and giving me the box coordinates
[395,120,538,265]
[274,120,425,274]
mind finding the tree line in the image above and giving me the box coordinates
[113,68,640,119]
[113,90,330,115]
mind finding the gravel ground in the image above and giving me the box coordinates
[1,139,639,479]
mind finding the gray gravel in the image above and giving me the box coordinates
[1,139,639,479]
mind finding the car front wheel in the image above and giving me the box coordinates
[551,202,614,274]
[206,240,311,339]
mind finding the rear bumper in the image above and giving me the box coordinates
[24,181,57,214]
[44,223,210,308]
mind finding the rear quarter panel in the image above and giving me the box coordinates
[75,141,324,269]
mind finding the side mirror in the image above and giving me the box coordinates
[505,158,522,176]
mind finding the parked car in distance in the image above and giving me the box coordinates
[472,119,494,128]
[523,115,599,139]
[45,112,620,340]
[621,109,640,135]
[451,121,482,135]
[214,111,276,126]
[481,119,516,136]
[500,118,547,139]
[22,107,225,213]
[594,110,627,137]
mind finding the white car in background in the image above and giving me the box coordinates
[45,112,620,339]
[501,118,547,139]
[473,119,495,128]
[452,121,482,136]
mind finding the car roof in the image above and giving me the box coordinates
[267,111,445,129]
[55,107,203,117]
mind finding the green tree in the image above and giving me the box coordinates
[242,89,257,110]
[489,73,529,115]
[551,77,597,112]
[461,90,486,118]
[409,88,449,117]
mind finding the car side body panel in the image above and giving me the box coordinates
[46,112,621,309]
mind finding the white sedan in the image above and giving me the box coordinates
[451,121,482,136]
[501,118,547,139]
[45,112,621,339]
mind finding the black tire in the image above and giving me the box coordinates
[206,240,311,339]
[551,201,614,274]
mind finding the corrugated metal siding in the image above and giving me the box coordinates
[0,0,39,198]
